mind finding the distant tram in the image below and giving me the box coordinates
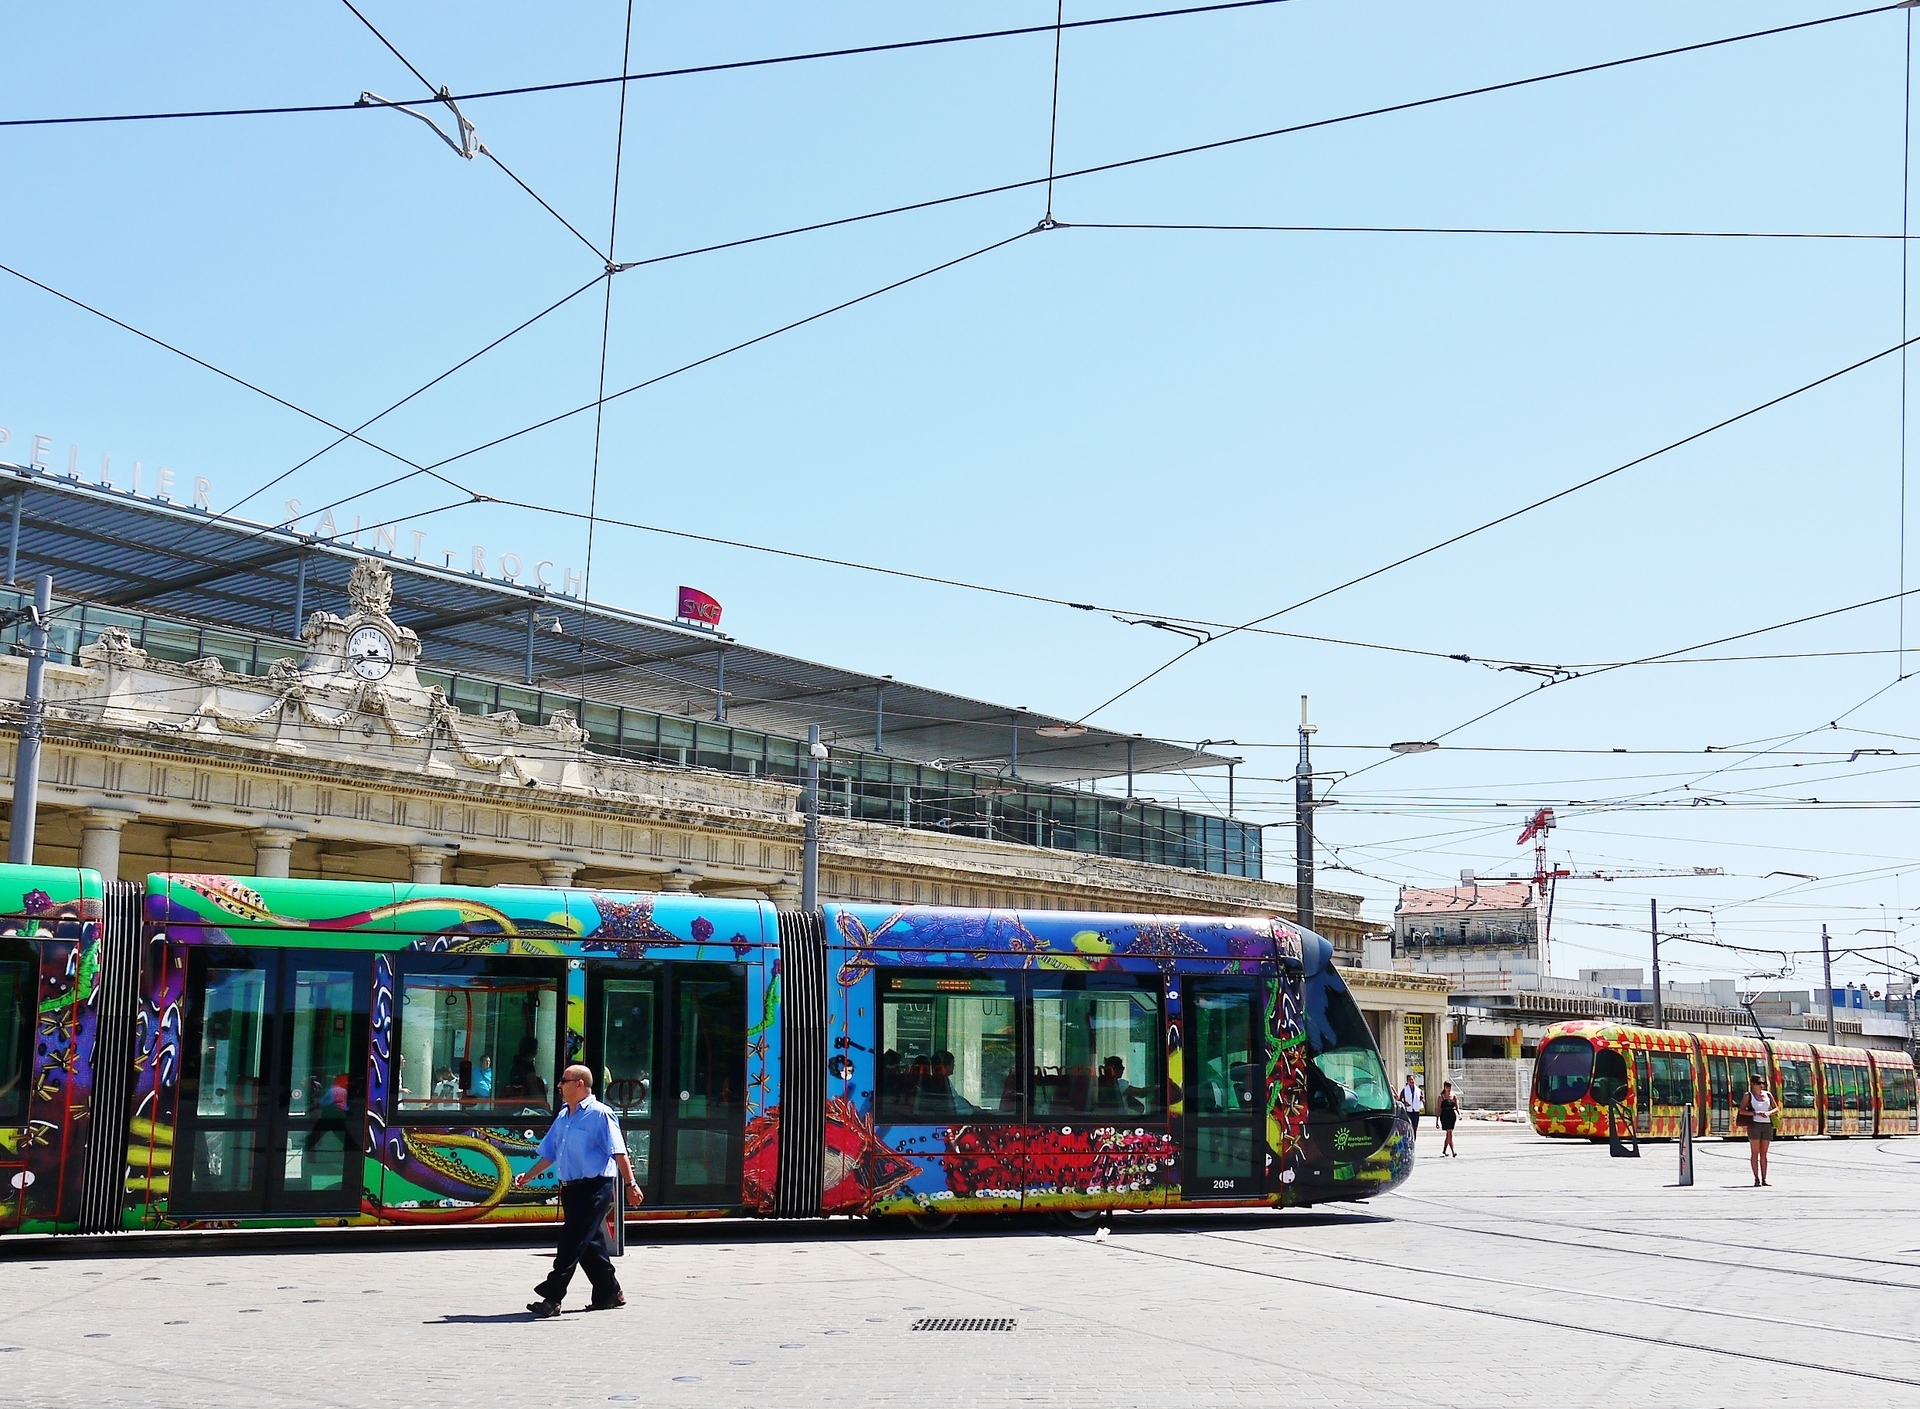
[0,863,1412,1236]
[1531,1019,1919,1141]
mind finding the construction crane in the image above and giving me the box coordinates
[1499,808,1723,973]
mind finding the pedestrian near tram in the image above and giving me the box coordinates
[1738,1072,1776,1187]
[1401,1075,1421,1129]
[1438,1080,1459,1157]
[513,1064,644,1317]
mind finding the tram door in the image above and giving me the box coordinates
[588,963,747,1208]
[174,949,370,1217]
[1633,1053,1652,1134]
[1183,979,1263,1198]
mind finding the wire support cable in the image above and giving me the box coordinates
[0,1,1306,129]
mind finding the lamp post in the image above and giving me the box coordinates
[7,574,51,867]
[1295,698,1315,935]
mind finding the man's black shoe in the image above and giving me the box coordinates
[527,1299,561,1319]
[587,1295,627,1311]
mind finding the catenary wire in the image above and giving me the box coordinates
[0,1,1307,129]
[1074,328,1920,725]
[1076,220,1920,240]
[584,0,639,606]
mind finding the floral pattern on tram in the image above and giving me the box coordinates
[0,869,105,1234]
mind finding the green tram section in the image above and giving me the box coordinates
[0,589,1261,878]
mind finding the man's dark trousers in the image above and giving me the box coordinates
[534,1176,622,1304]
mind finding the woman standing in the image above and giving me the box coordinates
[1438,1080,1460,1157]
[1739,1072,1776,1186]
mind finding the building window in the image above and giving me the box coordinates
[395,956,563,1119]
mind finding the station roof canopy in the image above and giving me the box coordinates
[0,465,1232,784]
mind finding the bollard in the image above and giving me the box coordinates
[1676,1106,1694,1186]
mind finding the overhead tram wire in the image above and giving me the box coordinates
[1069,328,1920,727]
[1075,221,1920,241]
[214,271,610,526]
[0,1,1307,130]
[605,5,1904,276]
[584,0,639,606]
[340,0,609,264]
[418,227,1039,472]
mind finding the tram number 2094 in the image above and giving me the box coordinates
[1212,1179,1236,1189]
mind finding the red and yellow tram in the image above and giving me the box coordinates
[1532,1020,1918,1141]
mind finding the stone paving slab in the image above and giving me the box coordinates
[2,1120,1916,1408]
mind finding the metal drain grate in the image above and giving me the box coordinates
[912,1317,1016,1332]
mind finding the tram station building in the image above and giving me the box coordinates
[0,464,1432,988]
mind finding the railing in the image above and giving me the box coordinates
[1,589,1263,879]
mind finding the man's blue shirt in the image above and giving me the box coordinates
[537,1094,623,1181]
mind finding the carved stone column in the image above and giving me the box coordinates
[659,869,697,893]
[408,845,456,885]
[251,827,302,879]
[78,807,139,882]
[538,858,583,888]
[767,881,801,908]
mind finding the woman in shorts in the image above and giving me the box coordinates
[1739,1072,1776,1186]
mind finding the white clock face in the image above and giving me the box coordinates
[347,625,395,681]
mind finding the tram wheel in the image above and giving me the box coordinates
[906,1209,956,1234]
[1052,1208,1103,1229]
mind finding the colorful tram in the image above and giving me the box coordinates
[0,864,1412,1236]
[1531,1019,1919,1142]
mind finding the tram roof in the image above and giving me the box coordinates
[0,465,1230,783]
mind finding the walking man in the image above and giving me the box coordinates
[1401,1073,1422,1129]
[513,1064,644,1317]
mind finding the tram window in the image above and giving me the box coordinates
[396,957,562,1118]
[0,942,36,1123]
[1303,967,1394,1115]
[1030,977,1163,1119]
[878,974,1018,1123]
[1591,1048,1629,1106]
[1534,1037,1595,1103]
[1780,1060,1815,1109]
[1651,1054,1690,1106]
[1880,1068,1916,1111]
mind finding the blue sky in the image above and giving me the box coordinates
[5,2,1919,990]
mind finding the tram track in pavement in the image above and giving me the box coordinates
[1392,1191,1920,1280]
[1086,1232,1920,1390]
[1375,1200,1920,1290]
[1188,1231,1920,1348]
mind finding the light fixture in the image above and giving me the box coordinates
[1390,740,1440,754]
[1036,724,1088,738]
[809,740,829,760]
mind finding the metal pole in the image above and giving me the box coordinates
[1650,898,1664,1029]
[1296,695,1315,935]
[1227,760,1236,818]
[1822,924,1836,1045]
[524,606,536,685]
[8,574,51,866]
[5,488,21,585]
[802,725,820,912]
[714,648,727,723]
[1010,717,1019,779]
[292,549,307,637]
[1126,739,1134,799]
[874,686,884,752]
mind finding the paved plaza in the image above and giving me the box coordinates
[3,1120,1917,1408]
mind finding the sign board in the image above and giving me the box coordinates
[1402,1013,1425,1089]
[677,586,722,628]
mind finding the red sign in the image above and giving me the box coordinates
[677,586,723,627]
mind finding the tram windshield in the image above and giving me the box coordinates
[1303,958,1394,1115]
[1534,1036,1595,1103]
[0,941,32,1122]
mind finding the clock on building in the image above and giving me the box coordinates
[346,625,395,681]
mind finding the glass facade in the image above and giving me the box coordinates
[8,590,1261,878]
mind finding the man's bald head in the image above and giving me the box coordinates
[562,1064,595,1092]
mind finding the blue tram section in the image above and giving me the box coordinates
[0,867,1411,1235]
